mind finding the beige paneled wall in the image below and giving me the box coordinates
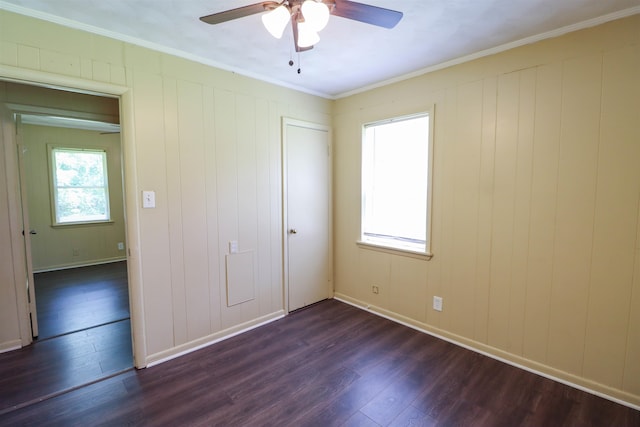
[21,125,126,271]
[0,10,331,362]
[333,15,640,405]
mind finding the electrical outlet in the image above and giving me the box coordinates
[433,296,443,312]
[73,248,80,256]
[117,242,125,250]
[372,285,379,294]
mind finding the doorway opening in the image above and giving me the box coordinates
[0,80,133,412]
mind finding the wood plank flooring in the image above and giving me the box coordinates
[34,262,130,339]
[0,299,637,426]
[0,262,133,414]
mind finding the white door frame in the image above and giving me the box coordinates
[281,117,333,313]
[0,64,147,368]
[0,101,32,346]
[14,114,38,338]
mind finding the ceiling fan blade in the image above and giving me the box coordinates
[292,19,314,53]
[200,2,279,25]
[330,0,403,29]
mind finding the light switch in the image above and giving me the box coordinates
[229,240,238,254]
[142,190,156,208]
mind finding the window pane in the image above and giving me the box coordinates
[54,150,106,187]
[56,188,109,223]
[362,114,430,251]
[52,148,110,224]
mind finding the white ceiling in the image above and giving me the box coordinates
[1,0,638,98]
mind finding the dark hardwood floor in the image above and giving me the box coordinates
[34,262,130,339]
[0,299,637,426]
[0,262,133,414]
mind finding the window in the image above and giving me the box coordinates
[49,146,111,225]
[360,111,434,257]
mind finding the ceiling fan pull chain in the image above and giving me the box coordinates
[297,52,302,74]
[288,27,294,67]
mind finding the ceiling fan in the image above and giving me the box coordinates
[200,1,403,53]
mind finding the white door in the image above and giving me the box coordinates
[284,118,331,312]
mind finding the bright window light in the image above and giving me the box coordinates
[50,147,111,225]
[361,112,433,255]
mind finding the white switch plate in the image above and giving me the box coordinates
[142,191,156,208]
[229,240,238,254]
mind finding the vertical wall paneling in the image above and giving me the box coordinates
[177,80,211,341]
[625,199,640,396]
[203,86,222,333]
[254,98,272,315]
[473,77,498,344]
[235,94,259,319]
[449,80,483,338]
[336,112,365,302]
[523,62,562,363]
[132,70,174,355]
[508,67,536,356]
[389,256,427,321]
[487,71,519,351]
[359,249,390,306]
[582,46,640,387]
[547,54,602,376]
[269,101,286,311]
[236,94,258,250]
[214,89,240,328]
[433,87,459,330]
[163,77,187,346]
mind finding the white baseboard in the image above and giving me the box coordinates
[0,339,22,354]
[145,310,286,368]
[33,257,127,273]
[333,293,640,411]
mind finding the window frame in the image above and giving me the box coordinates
[357,108,435,260]
[48,144,112,226]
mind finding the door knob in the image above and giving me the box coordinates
[289,229,298,234]
[29,229,37,235]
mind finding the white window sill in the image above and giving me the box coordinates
[356,240,433,260]
[52,220,114,228]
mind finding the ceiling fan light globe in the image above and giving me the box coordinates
[262,5,290,39]
[297,21,320,48]
[301,0,330,32]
